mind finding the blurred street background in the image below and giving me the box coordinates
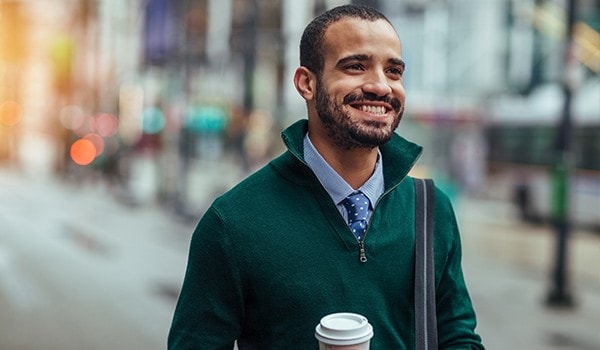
[0,0,598,349]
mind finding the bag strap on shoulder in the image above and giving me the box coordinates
[414,178,438,350]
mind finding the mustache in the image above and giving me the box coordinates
[343,92,402,112]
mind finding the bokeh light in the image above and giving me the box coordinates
[0,101,23,126]
[142,107,165,134]
[70,138,97,165]
[59,105,86,130]
[94,113,119,137]
[59,106,95,137]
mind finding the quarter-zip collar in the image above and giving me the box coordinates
[280,119,423,192]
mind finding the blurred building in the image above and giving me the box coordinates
[3,0,599,225]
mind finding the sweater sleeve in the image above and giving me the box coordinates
[168,204,244,350]
[434,189,485,349]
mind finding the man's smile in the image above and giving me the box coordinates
[343,92,402,116]
[351,103,390,116]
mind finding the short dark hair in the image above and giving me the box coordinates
[299,5,392,76]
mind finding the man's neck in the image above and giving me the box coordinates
[308,134,379,190]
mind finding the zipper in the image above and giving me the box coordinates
[358,240,367,263]
[357,178,412,263]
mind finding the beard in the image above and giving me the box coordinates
[314,82,404,150]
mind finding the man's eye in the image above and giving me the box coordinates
[346,64,364,71]
[387,67,404,77]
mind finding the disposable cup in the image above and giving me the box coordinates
[315,312,373,350]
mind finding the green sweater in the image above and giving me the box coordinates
[169,120,484,349]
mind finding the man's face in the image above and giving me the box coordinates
[314,18,405,150]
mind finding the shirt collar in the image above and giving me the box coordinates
[303,133,384,207]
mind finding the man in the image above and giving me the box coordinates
[169,4,484,349]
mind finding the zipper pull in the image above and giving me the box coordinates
[358,241,367,263]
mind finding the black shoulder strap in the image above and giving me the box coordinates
[414,178,438,350]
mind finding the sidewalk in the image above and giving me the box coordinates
[455,197,600,350]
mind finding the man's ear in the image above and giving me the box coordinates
[293,67,316,101]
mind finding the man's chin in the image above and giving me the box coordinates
[350,131,393,149]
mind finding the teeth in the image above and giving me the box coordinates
[360,105,386,115]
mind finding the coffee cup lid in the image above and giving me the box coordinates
[315,313,374,346]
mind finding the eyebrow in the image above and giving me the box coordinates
[336,54,406,69]
[389,57,406,70]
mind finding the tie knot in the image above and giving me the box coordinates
[342,192,370,223]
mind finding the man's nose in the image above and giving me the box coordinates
[362,70,392,97]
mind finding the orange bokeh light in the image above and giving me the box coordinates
[70,138,97,165]
[0,101,23,126]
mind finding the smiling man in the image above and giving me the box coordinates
[168,4,484,349]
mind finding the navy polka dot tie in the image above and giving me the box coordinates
[342,191,370,241]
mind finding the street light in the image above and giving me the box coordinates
[546,0,577,309]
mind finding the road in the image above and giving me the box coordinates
[0,168,190,350]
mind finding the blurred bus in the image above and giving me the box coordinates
[486,82,600,232]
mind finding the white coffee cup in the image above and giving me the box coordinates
[315,312,374,350]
